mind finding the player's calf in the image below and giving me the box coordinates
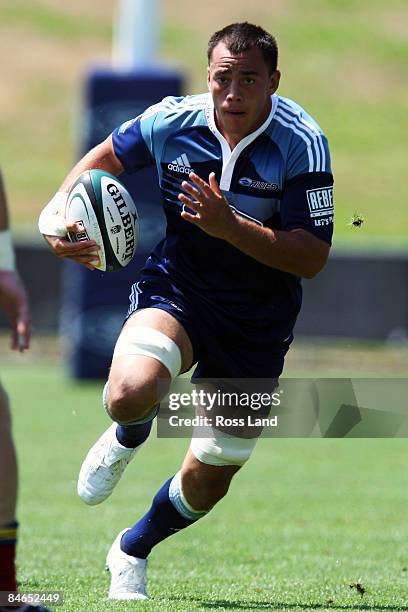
[181,450,240,511]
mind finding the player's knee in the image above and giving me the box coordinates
[107,374,160,423]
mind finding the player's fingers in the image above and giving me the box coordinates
[181,210,201,224]
[14,317,30,352]
[71,253,100,265]
[66,220,87,233]
[10,321,26,352]
[66,237,99,251]
[181,181,202,202]
[188,172,212,196]
[178,193,200,210]
[54,238,98,257]
[209,172,222,196]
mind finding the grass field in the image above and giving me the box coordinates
[1,346,407,611]
[0,0,407,243]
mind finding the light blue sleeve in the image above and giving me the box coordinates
[112,96,184,173]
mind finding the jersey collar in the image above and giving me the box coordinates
[205,94,278,190]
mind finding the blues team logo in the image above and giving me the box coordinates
[238,177,279,191]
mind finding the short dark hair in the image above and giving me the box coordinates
[207,22,278,74]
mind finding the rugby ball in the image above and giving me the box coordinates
[66,170,139,272]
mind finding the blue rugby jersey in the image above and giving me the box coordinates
[112,93,334,343]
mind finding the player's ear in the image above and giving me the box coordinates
[207,67,211,90]
[269,70,280,94]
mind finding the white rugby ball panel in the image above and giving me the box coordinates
[100,175,139,268]
[65,170,139,272]
[65,180,107,271]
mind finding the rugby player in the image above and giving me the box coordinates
[0,172,51,612]
[39,23,334,600]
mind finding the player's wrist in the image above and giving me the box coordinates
[221,209,243,244]
[38,192,68,237]
[0,229,16,271]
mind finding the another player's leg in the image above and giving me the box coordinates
[0,383,18,595]
[0,385,53,612]
[106,434,258,600]
[77,308,193,505]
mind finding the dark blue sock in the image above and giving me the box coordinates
[121,476,201,558]
[115,419,153,449]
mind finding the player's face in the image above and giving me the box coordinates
[208,42,280,148]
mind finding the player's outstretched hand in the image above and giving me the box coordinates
[43,221,100,271]
[179,172,236,240]
[0,269,31,351]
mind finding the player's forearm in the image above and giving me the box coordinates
[225,215,330,278]
[0,171,16,271]
[39,135,123,238]
[58,135,123,193]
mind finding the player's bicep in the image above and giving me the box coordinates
[112,116,155,174]
[280,171,334,245]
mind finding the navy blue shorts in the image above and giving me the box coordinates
[126,270,291,380]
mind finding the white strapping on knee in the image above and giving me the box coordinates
[102,381,158,425]
[190,430,258,466]
[112,326,182,379]
[169,471,207,520]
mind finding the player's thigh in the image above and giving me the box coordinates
[113,307,193,374]
[123,307,194,373]
[108,308,194,406]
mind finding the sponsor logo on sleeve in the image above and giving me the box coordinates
[306,186,334,226]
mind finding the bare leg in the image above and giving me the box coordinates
[181,448,240,511]
[0,383,17,525]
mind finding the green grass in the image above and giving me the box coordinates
[0,1,111,40]
[2,361,408,610]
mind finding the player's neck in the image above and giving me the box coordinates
[215,102,272,151]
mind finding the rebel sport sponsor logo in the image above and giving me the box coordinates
[306,186,334,218]
[238,177,279,191]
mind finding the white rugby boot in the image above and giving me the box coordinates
[106,529,149,600]
[77,423,139,505]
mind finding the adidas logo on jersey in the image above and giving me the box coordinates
[167,153,193,174]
